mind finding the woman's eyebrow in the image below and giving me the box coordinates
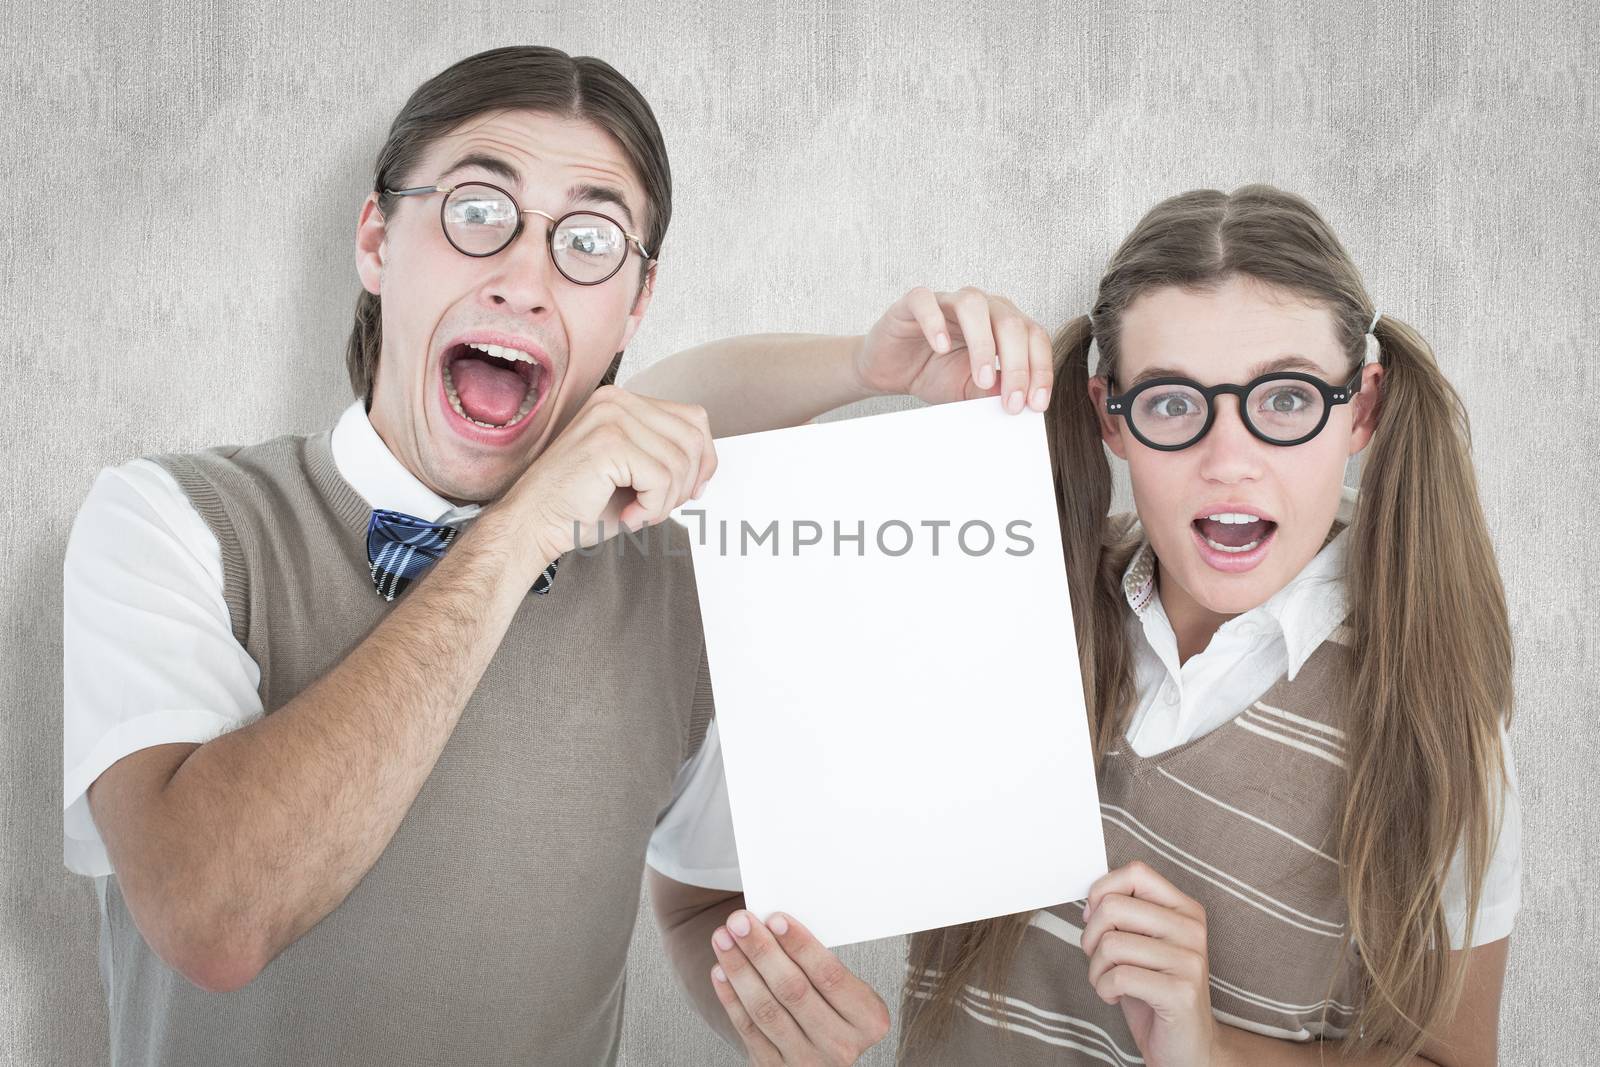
[1247,354,1328,377]
[1126,354,1327,387]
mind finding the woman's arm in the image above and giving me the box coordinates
[624,287,1055,438]
[1084,863,1509,1067]
[625,333,872,438]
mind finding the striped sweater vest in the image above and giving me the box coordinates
[902,513,1361,1065]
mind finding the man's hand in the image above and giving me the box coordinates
[501,385,717,571]
[1082,861,1217,1067]
[709,909,891,1066]
[852,286,1054,414]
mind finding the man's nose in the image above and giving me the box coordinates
[479,225,556,317]
[1195,393,1265,482]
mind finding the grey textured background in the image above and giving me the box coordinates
[5,2,1597,1064]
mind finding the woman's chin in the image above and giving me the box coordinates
[1172,564,1275,618]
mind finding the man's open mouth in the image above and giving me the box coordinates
[441,341,545,429]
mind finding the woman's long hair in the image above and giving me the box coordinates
[900,185,1514,1066]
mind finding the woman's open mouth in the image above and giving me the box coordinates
[1190,513,1278,573]
[438,340,549,441]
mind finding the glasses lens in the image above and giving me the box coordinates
[1129,383,1208,447]
[442,185,519,255]
[552,213,628,283]
[1246,376,1326,443]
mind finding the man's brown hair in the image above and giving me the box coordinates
[345,46,671,405]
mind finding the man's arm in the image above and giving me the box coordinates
[625,287,1054,438]
[90,501,549,992]
[88,388,717,993]
[648,869,748,1047]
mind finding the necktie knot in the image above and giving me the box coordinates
[366,507,557,601]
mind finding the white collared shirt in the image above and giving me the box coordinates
[61,400,721,878]
[644,484,1521,949]
[1120,486,1360,758]
[1116,485,1521,948]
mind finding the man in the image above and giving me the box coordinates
[63,44,1053,1064]
[62,46,724,1065]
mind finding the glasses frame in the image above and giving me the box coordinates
[1104,367,1365,451]
[385,180,653,286]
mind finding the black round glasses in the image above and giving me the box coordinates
[1104,367,1365,451]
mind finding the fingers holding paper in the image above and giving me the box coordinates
[710,909,891,1066]
[853,286,1053,413]
[1080,861,1216,1067]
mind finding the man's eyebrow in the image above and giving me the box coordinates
[430,160,638,229]
[438,153,522,187]
[567,183,636,229]
[1125,354,1330,388]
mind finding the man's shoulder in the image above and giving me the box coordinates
[143,429,319,483]
[139,428,338,521]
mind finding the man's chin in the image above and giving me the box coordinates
[425,460,525,507]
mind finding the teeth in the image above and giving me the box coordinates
[1204,535,1263,554]
[465,341,536,365]
[1204,512,1265,524]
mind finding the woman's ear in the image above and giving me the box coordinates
[355,193,386,296]
[1348,363,1384,455]
[1085,375,1129,460]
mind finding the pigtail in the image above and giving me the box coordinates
[1339,313,1514,1062]
[1044,314,1141,762]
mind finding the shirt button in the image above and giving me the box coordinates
[1164,687,1179,706]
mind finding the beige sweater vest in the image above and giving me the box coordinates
[96,429,711,1066]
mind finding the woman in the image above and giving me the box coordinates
[633,184,1519,1067]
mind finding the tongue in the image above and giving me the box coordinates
[1196,518,1272,548]
[451,355,528,426]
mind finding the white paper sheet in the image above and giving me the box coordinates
[673,398,1107,947]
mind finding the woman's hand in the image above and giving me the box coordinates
[1081,861,1219,1067]
[709,909,891,1066]
[852,286,1054,413]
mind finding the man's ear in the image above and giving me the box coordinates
[1347,363,1384,456]
[616,261,658,353]
[1085,374,1128,460]
[355,193,386,296]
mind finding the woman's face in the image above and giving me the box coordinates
[1087,276,1383,623]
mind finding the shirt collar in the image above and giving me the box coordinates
[329,400,463,523]
[1119,483,1358,680]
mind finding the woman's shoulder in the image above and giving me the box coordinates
[1107,509,1141,542]
[1101,510,1147,589]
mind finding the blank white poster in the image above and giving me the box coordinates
[675,398,1107,947]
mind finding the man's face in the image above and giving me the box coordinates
[1087,276,1382,623]
[355,108,655,504]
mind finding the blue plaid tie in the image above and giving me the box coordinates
[366,508,558,602]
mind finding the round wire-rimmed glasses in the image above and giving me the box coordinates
[385,180,653,285]
[1104,368,1365,451]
